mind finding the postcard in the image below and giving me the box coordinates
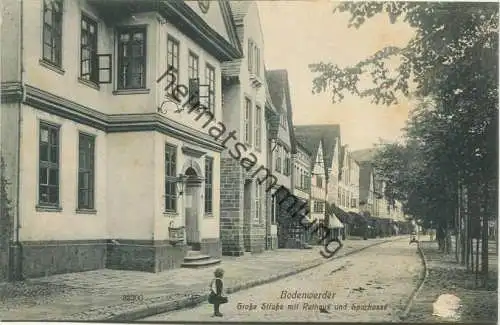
[0,0,497,324]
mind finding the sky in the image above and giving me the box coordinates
[257,1,417,151]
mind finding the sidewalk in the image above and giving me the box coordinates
[405,240,498,323]
[0,236,404,321]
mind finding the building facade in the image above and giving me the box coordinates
[292,143,312,209]
[309,140,327,223]
[338,145,360,213]
[219,0,268,256]
[1,0,242,279]
[357,162,376,216]
[265,70,295,249]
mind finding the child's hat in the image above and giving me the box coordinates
[214,267,224,277]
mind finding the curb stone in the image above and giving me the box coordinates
[399,241,429,320]
[80,237,401,321]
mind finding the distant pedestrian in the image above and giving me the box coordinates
[208,267,228,317]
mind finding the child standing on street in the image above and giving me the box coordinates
[208,267,227,317]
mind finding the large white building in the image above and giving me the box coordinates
[219,1,269,255]
[0,0,242,279]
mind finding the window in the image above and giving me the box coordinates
[205,64,216,112]
[254,45,260,76]
[275,144,281,173]
[39,122,60,206]
[316,175,323,188]
[205,157,213,214]
[78,133,95,210]
[118,27,146,89]
[42,0,63,66]
[164,144,177,212]
[244,98,252,145]
[351,198,357,208]
[314,201,324,213]
[255,105,262,151]
[80,14,98,83]
[165,35,179,96]
[255,182,261,222]
[188,51,199,81]
[188,51,199,106]
[247,40,253,72]
[284,150,290,176]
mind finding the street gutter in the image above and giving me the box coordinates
[399,240,429,320]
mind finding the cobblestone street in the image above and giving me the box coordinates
[144,239,422,322]
[0,237,399,321]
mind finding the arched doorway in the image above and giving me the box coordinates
[184,167,203,250]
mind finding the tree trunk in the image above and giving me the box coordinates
[481,180,490,288]
[456,180,463,263]
[460,183,466,264]
[437,225,445,251]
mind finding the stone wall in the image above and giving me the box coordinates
[200,238,222,258]
[220,158,245,256]
[106,240,187,273]
[16,240,107,279]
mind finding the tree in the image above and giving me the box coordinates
[310,2,498,286]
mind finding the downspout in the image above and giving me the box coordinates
[14,0,25,281]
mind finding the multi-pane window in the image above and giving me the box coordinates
[188,51,199,106]
[118,27,146,89]
[314,201,325,213]
[42,0,63,66]
[316,175,323,188]
[244,98,252,145]
[247,40,253,72]
[205,157,213,214]
[78,133,95,210]
[188,51,199,81]
[80,15,98,83]
[166,36,179,96]
[205,64,216,112]
[254,45,260,76]
[275,144,282,173]
[255,105,262,151]
[284,150,291,176]
[248,39,261,76]
[39,122,60,206]
[255,182,261,222]
[164,144,177,212]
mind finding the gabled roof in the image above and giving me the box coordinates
[351,148,379,163]
[265,69,296,151]
[294,130,321,163]
[230,0,252,21]
[296,140,313,158]
[219,0,244,54]
[293,124,341,178]
[229,1,252,22]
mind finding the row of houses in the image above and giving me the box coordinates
[0,0,406,281]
